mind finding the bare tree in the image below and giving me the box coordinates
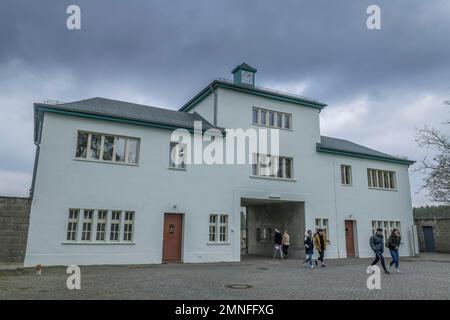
[415,111,450,203]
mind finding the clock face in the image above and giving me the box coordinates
[241,70,253,84]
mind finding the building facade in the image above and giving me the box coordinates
[24,64,416,267]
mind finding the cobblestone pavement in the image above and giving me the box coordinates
[1,256,449,300]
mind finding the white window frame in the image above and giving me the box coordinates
[371,220,401,239]
[66,209,80,241]
[367,169,396,190]
[110,211,121,241]
[315,218,329,237]
[208,214,229,244]
[75,131,140,165]
[169,142,187,170]
[253,153,294,180]
[123,211,135,242]
[96,210,108,241]
[341,165,352,186]
[81,209,94,241]
[252,107,292,130]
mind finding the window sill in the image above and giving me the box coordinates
[74,158,139,167]
[251,123,293,131]
[249,175,296,182]
[206,242,231,246]
[62,241,136,245]
[341,184,353,187]
[168,167,187,171]
[368,187,398,192]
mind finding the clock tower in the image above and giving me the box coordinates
[231,63,257,87]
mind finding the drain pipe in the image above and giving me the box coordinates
[332,159,341,258]
[212,85,218,127]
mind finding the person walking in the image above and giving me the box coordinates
[370,228,390,274]
[387,228,402,273]
[313,229,328,267]
[282,230,290,259]
[304,230,314,269]
[272,228,283,260]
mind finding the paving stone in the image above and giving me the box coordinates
[0,256,449,300]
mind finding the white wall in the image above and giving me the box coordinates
[25,113,237,266]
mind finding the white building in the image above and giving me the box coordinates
[24,64,416,267]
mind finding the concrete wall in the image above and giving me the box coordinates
[415,218,450,253]
[247,202,305,258]
[0,197,31,266]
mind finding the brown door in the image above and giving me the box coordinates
[162,214,183,262]
[345,220,355,257]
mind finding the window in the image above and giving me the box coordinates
[96,210,107,241]
[252,107,292,130]
[277,113,283,128]
[219,215,228,242]
[209,215,217,242]
[169,142,187,169]
[89,134,101,160]
[315,218,329,237]
[102,136,114,161]
[75,131,140,165]
[260,110,267,125]
[252,108,259,124]
[81,209,94,241]
[367,169,396,189]
[76,133,88,158]
[65,209,135,243]
[253,153,293,179]
[284,114,291,129]
[66,209,79,241]
[256,227,272,242]
[123,211,134,241]
[110,211,121,241]
[209,214,228,243]
[341,165,352,185]
[372,220,401,239]
[269,111,275,127]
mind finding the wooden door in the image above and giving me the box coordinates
[345,220,355,257]
[162,214,183,262]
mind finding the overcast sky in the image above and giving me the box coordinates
[0,0,449,206]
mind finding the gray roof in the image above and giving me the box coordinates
[317,136,415,165]
[35,97,217,133]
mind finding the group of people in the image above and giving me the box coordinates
[272,227,402,273]
[304,229,328,268]
[370,227,402,274]
[272,228,290,259]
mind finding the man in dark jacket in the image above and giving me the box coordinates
[273,228,283,259]
[370,228,390,274]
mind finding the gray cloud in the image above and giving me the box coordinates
[0,0,449,204]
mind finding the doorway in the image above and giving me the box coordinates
[422,226,435,252]
[162,213,183,262]
[345,220,356,257]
